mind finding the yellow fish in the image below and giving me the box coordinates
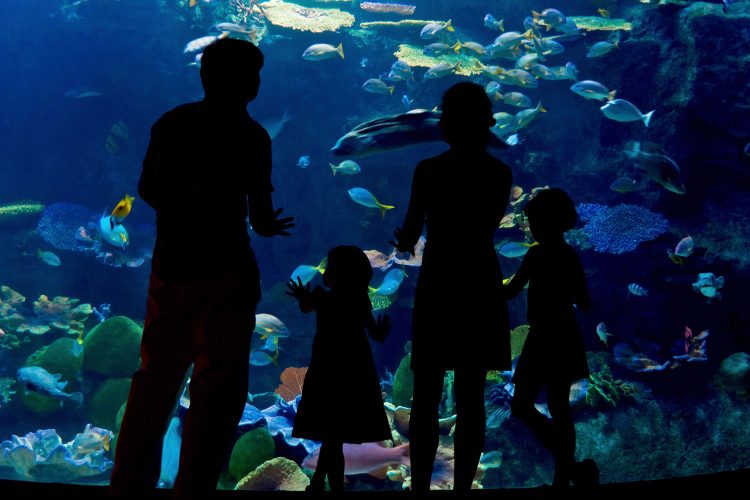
[598,8,610,18]
[111,194,134,223]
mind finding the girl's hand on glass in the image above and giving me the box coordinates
[285,277,310,301]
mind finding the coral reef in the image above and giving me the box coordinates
[274,366,307,402]
[37,202,97,251]
[239,395,318,453]
[17,295,93,337]
[0,201,45,227]
[586,361,640,408]
[0,427,113,482]
[568,16,632,31]
[714,352,750,399]
[393,44,481,76]
[25,338,84,389]
[360,18,437,29]
[82,316,142,377]
[575,203,669,254]
[260,0,355,32]
[228,428,276,484]
[235,456,309,491]
[510,324,529,360]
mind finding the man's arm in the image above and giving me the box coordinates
[247,128,294,237]
[138,121,165,210]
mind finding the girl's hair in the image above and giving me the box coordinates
[326,245,373,292]
[523,188,578,234]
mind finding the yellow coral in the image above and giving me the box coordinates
[393,44,481,76]
[0,202,45,218]
[569,16,632,31]
[261,0,355,33]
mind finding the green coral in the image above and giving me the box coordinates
[510,324,529,360]
[0,377,16,404]
[228,428,276,484]
[392,352,413,407]
[82,316,142,377]
[0,201,45,227]
[369,291,395,311]
[585,362,639,408]
[25,337,84,384]
[393,44,482,76]
[88,378,132,430]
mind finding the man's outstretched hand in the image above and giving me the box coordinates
[389,227,414,255]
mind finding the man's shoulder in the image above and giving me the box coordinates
[154,101,203,127]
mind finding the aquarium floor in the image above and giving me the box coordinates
[2,468,749,500]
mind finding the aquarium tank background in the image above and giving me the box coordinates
[0,0,749,491]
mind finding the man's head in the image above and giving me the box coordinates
[200,38,264,104]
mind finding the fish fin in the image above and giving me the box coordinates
[608,90,617,101]
[378,203,396,218]
[531,10,541,20]
[452,41,462,54]
[329,163,337,176]
[445,19,454,32]
[336,43,345,60]
[103,434,111,451]
[69,392,84,407]
[499,19,505,32]
[642,110,655,128]
[539,103,548,112]
[388,86,395,95]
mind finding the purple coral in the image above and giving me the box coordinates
[577,203,669,254]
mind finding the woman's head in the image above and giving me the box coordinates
[523,188,577,242]
[439,81,495,147]
[323,245,373,293]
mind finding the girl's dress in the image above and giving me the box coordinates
[293,287,392,443]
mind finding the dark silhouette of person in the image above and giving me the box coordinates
[286,245,392,492]
[504,188,599,491]
[109,38,294,500]
[391,81,512,491]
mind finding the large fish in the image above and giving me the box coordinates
[17,366,83,406]
[331,110,512,158]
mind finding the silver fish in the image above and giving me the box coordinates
[17,366,83,405]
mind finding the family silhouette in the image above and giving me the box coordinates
[109,38,598,499]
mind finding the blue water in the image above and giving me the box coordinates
[0,0,749,490]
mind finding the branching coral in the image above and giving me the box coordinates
[576,203,669,254]
[1,286,93,339]
[236,456,310,491]
[261,0,355,32]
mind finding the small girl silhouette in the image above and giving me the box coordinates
[504,188,599,491]
[286,245,393,492]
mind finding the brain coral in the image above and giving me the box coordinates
[576,203,669,254]
[88,378,132,430]
[228,428,276,484]
[82,316,142,377]
[235,456,309,491]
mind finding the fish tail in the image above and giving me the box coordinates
[531,10,541,21]
[378,203,396,218]
[69,392,84,407]
[388,86,395,95]
[336,43,345,60]
[642,110,655,128]
[452,41,462,53]
[445,19,454,32]
[329,163,337,176]
[498,19,505,32]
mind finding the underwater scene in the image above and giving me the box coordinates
[1,0,749,492]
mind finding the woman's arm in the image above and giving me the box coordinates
[392,162,427,254]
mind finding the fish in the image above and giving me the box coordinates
[598,8,610,18]
[254,313,290,342]
[250,347,279,367]
[329,160,361,176]
[587,40,619,58]
[484,14,505,31]
[70,424,113,458]
[479,450,503,468]
[370,268,407,296]
[389,60,413,80]
[330,110,511,157]
[363,78,395,95]
[454,40,486,56]
[259,109,293,141]
[485,81,503,98]
[16,366,83,406]
[303,442,410,476]
[401,94,414,110]
[99,213,129,248]
[302,43,344,61]
[110,121,129,139]
[513,102,547,130]
[531,8,566,30]
[64,87,102,99]
[497,241,535,258]
[627,283,648,297]
[111,194,134,223]
[211,22,257,41]
[673,235,694,258]
[348,188,395,217]
[623,141,685,194]
[692,272,724,303]
[600,99,654,127]
[158,417,182,488]
[423,62,460,80]
[422,43,453,56]
[420,20,454,40]
[497,92,533,108]
[360,57,369,68]
[291,258,327,285]
[570,80,617,102]
[183,32,228,53]
[37,249,61,266]
[609,176,637,193]
[596,322,614,348]
[492,31,533,51]
[297,155,311,168]
[492,68,538,89]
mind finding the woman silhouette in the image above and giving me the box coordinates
[392,82,512,491]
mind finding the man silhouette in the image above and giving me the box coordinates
[109,38,294,499]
